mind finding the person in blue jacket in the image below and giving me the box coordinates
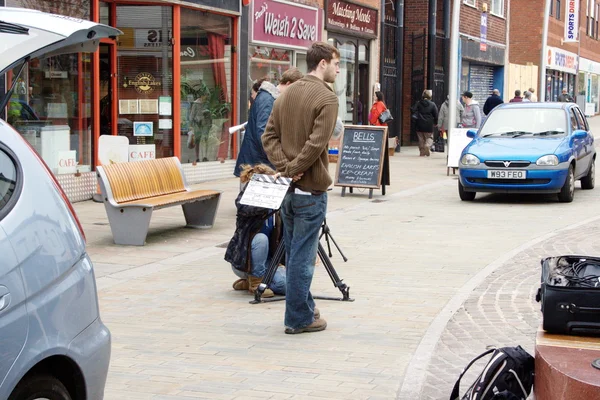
[234,68,303,178]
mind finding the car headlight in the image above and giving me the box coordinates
[460,154,480,166]
[536,155,559,166]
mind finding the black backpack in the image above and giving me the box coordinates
[450,346,534,400]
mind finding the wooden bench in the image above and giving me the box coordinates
[96,157,221,246]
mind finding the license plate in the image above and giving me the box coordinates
[487,170,526,179]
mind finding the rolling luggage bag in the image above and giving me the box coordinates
[537,255,600,336]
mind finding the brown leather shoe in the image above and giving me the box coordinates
[285,318,327,334]
[248,275,274,298]
[232,278,249,291]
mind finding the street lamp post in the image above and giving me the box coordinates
[540,0,552,102]
[447,0,461,135]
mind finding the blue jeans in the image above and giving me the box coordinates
[280,192,327,329]
[231,233,286,295]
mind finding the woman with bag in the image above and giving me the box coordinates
[369,91,391,126]
[411,89,438,157]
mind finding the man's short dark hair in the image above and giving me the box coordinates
[462,91,473,99]
[514,89,521,97]
[306,42,340,72]
[280,67,303,85]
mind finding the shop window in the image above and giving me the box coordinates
[9,54,94,175]
[180,8,233,163]
[555,0,561,20]
[6,0,92,175]
[249,46,292,85]
[296,53,308,74]
[116,5,174,159]
[463,0,476,6]
[359,45,367,62]
[491,0,504,16]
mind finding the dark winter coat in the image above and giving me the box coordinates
[224,190,282,273]
[412,99,439,133]
[234,82,279,177]
[483,94,503,115]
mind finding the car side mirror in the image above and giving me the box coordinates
[466,129,478,138]
[572,130,587,140]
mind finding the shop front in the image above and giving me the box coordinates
[5,0,239,201]
[249,0,321,84]
[458,38,505,107]
[578,57,600,116]
[545,46,577,102]
[325,0,378,125]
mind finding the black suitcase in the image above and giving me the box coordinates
[537,255,600,336]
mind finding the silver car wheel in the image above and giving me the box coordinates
[568,169,575,197]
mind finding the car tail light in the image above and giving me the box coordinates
[16,134,87,242]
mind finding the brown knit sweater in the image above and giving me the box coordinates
[262,75,339,192]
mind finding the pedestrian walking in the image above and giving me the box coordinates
[411,89,438,157]
[528,87,538,102]
[234,68,303,178]
[557,88,574,102]
[438,95,464,138]
[262,42,340,335]
[509,90,523,103]
[460,91,482,129]
[225,164,286,298]
[483,89,503,115]
[368,91,388,126]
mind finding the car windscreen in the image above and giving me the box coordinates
[480,108,568,138]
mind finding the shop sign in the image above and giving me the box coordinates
[129,145,156,162]
[580,58,600,74]
[480,13,487,52]
[252,0,321,49]
[124,72,161,95]
[134,29,172,48]
[564,0,579,42]
[326,0,378,39]
[57,151,77,174]
[547,47,578,74]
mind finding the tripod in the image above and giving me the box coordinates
[250,218,354,304]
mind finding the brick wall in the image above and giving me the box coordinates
[460,2,508,44]
[511,0,600,64]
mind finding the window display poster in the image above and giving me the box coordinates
[159,119,173,130]
[57,150,77,174]
[119,99,140,114]
[139,99,159,114]
[159,96,172,116]
[129,144,156,162]
[133,121,153,136]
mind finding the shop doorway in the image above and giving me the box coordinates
[358,64,369,125]
[99,42,115,136]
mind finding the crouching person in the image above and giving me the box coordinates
[224,164,286,298]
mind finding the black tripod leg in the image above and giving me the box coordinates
[249,240,285,304]
[313,243,354,301]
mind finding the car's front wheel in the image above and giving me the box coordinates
[558,165,575,203]
[459,181,476,201]
[8,374,71,400]
[581,158,595,190]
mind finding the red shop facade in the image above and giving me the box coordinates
[4,0,240,201]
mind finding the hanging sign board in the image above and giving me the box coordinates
[334,125,387,189]
[447,128,474,169]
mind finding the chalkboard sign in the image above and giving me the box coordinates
[334,125,387,189]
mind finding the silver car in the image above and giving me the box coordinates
[0,8,120,400]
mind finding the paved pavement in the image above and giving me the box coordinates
[75,116,600,399]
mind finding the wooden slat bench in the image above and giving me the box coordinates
[96,157,221,246]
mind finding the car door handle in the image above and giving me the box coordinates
[0,285,10,312]
[0,293,10,312]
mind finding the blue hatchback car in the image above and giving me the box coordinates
[458,102,595,203]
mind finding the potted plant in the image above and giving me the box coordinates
[182,81,230,161]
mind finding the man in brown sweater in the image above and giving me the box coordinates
[262,42,340,334]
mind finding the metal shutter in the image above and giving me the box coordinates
[469,65,494,106]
